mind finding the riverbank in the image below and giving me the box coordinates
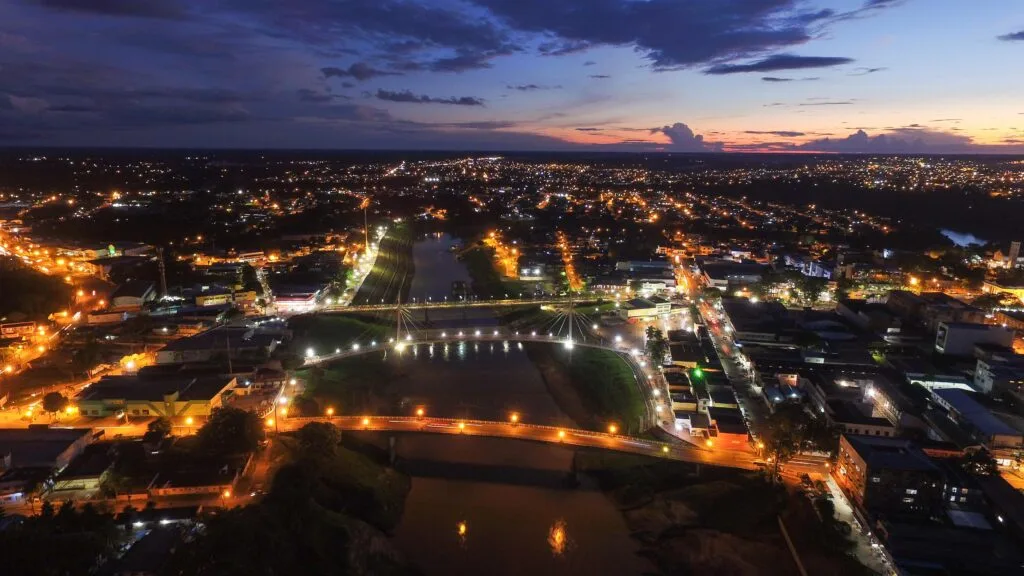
[576,452,875,575]
[524,343,646,433]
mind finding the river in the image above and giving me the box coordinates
[390,435,653,576]
[408,232,473,303]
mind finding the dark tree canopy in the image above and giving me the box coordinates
[197,407,263,456]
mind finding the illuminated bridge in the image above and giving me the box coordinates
[319,296,590,314]
[275,415,762,471]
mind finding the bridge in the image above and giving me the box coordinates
[302,328,640,365]
[276,415,762,471]
[319,296,592,314]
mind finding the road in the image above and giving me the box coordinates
[280,415,763,471]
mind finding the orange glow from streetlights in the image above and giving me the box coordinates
[326,407,334,417]
[265,417,275,427]
[223,489,231,499]
[457,421,466,433]
[607,424,618,434]
[558,430,566,441]
[37,345,46,354]
[661,445,669,454]
[416,407,424,418]
[509,412,519,424]
[362,417,370,427]
[705,439,714,448]
[185,416,194,426]
[280,407,288,417]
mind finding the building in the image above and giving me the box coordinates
[699,260,766,291]
[974,352,1024,395]
[77,375,237,419]
[982,280,1024,304]
[934,322,1013,356]
[618,297,670,320]
[834,435,944,518]
[887,291,986,331]
[707,407,749,449]
[835,299,902,335]
[155,326,279,365]
[0,427,97,472]
[110,281,157,311]
[929,388,1024,457]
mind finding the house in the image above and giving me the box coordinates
[155,326,279,365]
[707,407,749,449]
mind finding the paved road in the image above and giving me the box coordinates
[321,295,601,313]
[280,415,762,471]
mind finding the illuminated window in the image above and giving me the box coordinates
[906,489,918,495]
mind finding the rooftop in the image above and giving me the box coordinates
[843,435,938,472]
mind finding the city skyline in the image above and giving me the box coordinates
[2,0,1024,152]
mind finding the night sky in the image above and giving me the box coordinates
[2,0,1023,152]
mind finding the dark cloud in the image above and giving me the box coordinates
[848,67,886,76]
[471,0,890,70]
[375,89,484,106]
[705,54,854,75]
[28,0,187,19]
[575,127,601,132]
[321,63,401,81]
[798,128,981,153]
[539,40,591,56]
[744,130,805,137]
[589,74,611,79]
[651,122,722,151]
[762,76,819,82]
[998,31,1024,41]
[583,60,596,66]
[506,84,560,91]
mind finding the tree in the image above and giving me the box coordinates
[762,404,811,483]
[958,449,998,476]
[796,276,828,304]
[644,326,669,366]
[42,392,69,416]
[197,407,263,456]
[296,422,341,460]
[147,417,172,436]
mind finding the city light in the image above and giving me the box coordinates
[510,412,519,424]
[305,347,315,358]
[416,407,424,417]
[458,421,466,432]
[558,429,566,441]
[661,445,669,454]
[185,416,194,426]
[265,417,275,427]
[705,439,713,448]
[362,417,370,427]
[326,407,334,417]
[289,378,297,386]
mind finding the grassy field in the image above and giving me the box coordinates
[526,344,646,433]
[461,245,532,298]
[289,314,390,352]
[295,355,392,416]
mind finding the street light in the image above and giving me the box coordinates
[661,445,669,454]
[558,430,566,441]
[705,439,713,448]
[362,417,370,428]
[416,407,424,418]
[509,412,519,425]
[458,421,466,433]
[185,416,194,426]
[608,424,618,434]
[326,407,335,417]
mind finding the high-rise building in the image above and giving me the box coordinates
[1008,241,1021,269]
